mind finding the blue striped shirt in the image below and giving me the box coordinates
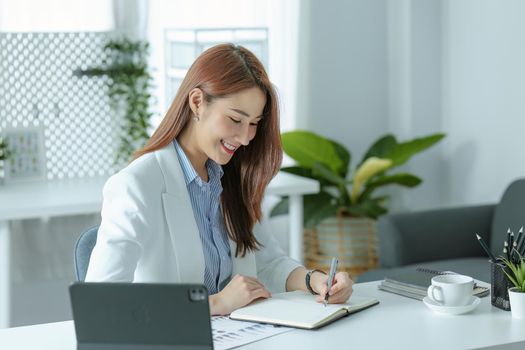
[173,140,232,294]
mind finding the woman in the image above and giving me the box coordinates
[86,44,353,315]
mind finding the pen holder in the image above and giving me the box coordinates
[490,259,512,311]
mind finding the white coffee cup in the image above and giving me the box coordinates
[427,274,474,307]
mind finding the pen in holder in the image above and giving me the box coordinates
[490,259,513,311]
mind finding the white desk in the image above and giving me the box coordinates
[0,172,319,328]
[0,281,524,350]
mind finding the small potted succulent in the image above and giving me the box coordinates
[500,252,525,319]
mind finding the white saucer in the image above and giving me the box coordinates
[423,296,480,315]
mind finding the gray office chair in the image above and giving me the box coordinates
[74,225,99,282]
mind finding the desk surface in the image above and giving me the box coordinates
[1,281,524,350]
[0,171,319,221]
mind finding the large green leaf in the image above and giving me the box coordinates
[359,134,397,166]
[367,173,422,188]
[303,192,336,218]
[311,162,346,187]
[303,192,339,227]
[310,162,351,205]
[346,197,388,219]
[282,131,343,175]
[385,133,445,168]
[280,166,316,180]
[351,157,393,203]
[360,173,422,201]
[305,203,339,228]
[280,166,332,187]
[329,140,351,177]
[269,192,339,228]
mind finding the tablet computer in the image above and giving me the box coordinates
[69,283,213,350]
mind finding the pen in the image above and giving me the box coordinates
[517,227,525,257]
[475,233,497,262]
[516,227,523,247]
[519,239,525,258]
[515,227,524,259]
[506,228,511,259]
[324,257,338,307]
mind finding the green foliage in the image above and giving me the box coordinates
[74,37,154,165]
[0,137,11,161]
[0,137,11,180]
[271,130,445,227]
[500,252,525,293]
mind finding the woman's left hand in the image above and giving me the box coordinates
[311,271,354,304]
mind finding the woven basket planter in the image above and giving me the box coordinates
[304,214,379,277]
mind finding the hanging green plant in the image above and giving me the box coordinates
[0,136,12,183]
[74,37,154,165]
[0,137,11,162]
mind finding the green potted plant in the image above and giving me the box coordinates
[74,37,154,166]
[270,130,445,274]
[0,137,12,185]
[500,252,525,319]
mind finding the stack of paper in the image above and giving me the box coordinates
[378,268,489,300]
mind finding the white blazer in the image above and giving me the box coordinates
[85,143,301,293]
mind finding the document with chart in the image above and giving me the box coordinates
[211,315,293,350]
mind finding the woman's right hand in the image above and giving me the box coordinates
[209,274,271,315]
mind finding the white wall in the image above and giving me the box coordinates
[299,0,525,211]
[442,0,525,206]
[297,0,389,161]
[387,0,447,211]
[297,0,447,212]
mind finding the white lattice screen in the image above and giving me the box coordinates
[0,32,121,180]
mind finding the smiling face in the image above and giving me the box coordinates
[178,86,266,172]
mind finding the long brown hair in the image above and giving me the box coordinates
[134,44,282,257]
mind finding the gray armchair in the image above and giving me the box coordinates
[358,179,525,283]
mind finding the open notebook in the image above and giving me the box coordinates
[229,291,379,330]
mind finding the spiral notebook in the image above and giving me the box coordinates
[378,267,490,301]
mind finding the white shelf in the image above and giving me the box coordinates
[0,177,106,221]
[0,172,318,221]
